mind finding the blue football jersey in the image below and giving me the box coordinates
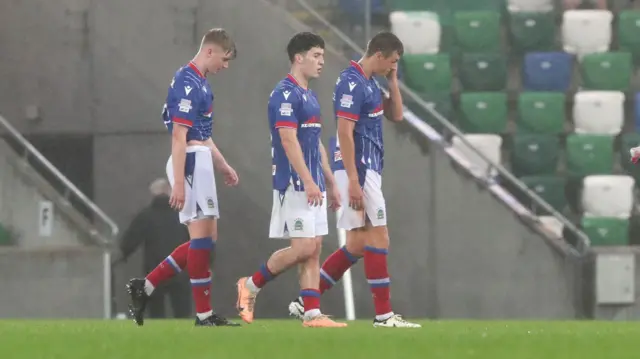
[332,61,385,178]
[269,74,325,192]
[162,62,214,142]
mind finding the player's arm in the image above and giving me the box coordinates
[274,94,315,187]
[169,80,199,209]
[203,137,229,170]
[319,141,335,188]
[279,128,315,186]
[334,81,363,183]
[382,70,404,122]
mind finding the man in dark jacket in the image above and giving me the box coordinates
[119,178,191,318]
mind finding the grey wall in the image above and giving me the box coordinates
[0,0,587,319]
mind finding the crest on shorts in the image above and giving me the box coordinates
[376,208,385,220]
[207,198,215,209]
[294,218,304,231]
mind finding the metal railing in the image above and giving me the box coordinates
[0,114,118,319]
[287,0,591,254]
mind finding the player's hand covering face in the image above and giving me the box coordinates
[299,47,325,79]
[375,51,401,77]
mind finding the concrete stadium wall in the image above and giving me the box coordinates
[0,0,586,319]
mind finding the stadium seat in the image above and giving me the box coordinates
[519,175,567,214]
[390,11,441,54]
[521,52,573,92]
[517,92,566,134]
[511,134,559,177]
[573,91,625,135]
[405,92,454,133]
[566,134,614,179]
[401,54,452,93]
[451,134,502,178]
[339,0,386,16]
[620,132,640,184]
[507,0,554,12]
[454,11,501,53]
[459,92,508,133]
[580,52,633,91]
[582,175,635,218]
[0,224,11,246]
[617,10,640,64]
[562,10,614,58]
[508,12,557,54]
[459,53,507,91]
[581,217,629,246]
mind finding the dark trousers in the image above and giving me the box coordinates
[146,272,192,319]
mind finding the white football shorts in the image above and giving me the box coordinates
[166,145,219,224]
[335,169,387,230]
[269,185,328,239]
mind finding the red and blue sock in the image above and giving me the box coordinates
[319,246,360,293]
[188,237,214,319]
[247,263,276,293]
[364,246,393,320]
[145,242,189,295]
[300,288,321,319]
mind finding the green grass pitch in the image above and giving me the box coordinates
[1,319,640,359]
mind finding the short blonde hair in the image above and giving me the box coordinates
[201,28,237,59]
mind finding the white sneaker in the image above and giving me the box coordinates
[373,314,421,328]
[288,297,304,320]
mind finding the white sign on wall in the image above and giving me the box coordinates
[38,201,54,237]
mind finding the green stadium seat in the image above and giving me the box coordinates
[620,133,640,185]
[459,92,508,133]
[580,52,633,91]
[566,134,614,180]
[389,0,503,26]
[508,11,557,54]
[519,175,567,214]
[516,92,566,134]
[454,11,501,53]
[401,54,452,93]
[0,224,12,246]
[581,217,629,246]
[617,10,640,64]
[511,134,559,176]
[459,53,507,91]
[405,92,454,133]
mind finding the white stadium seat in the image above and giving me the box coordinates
[573,91,625,135]
[539,216,564,238]
[582,175,635,218]
[451,134,502,178]
[562,10,613,58]
[507,0,554,12]
[390,11,441,54]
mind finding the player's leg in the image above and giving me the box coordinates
[126,156,191,326]
[288,170,364,319]
[361,170,420,328]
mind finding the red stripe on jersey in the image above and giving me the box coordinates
[173,117,193,127]
[275,121,297,129]
[336,111,359,121]
[350,60,368,77]
[188,62,205,78]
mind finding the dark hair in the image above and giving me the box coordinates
[202,28,237,59]
[286,32,325,62]
[365,31,404,58]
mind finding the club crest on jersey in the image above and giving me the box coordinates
[294,218,304,231]
[178,99,192,113]
[279,102,293,116]
[340,94,354,109]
